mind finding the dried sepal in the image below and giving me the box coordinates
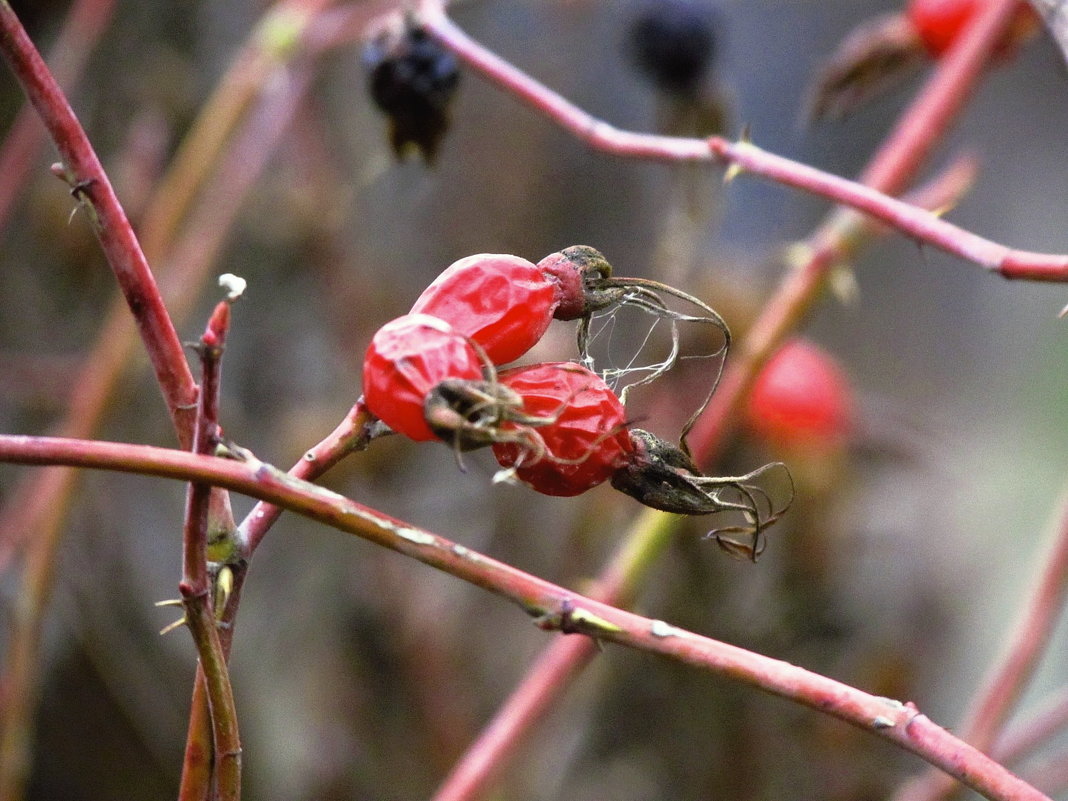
[611,429,794,560]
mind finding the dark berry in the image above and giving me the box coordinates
[626,0,718,97]
[366,26,460,163]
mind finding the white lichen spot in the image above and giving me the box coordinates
[396,527,436,546]
[218,273,247,301]
[650,620,682,638]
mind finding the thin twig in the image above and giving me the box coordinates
[0,0,116,228]
[178,301,242,801]
[0,433,1051,801]
[894,484,1068,801]
[687,0,1025,465]
[0,4,198,795]
[420,6,1068,281]
[993,686,1068,768]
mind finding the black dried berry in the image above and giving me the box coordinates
[626,0,718,97]
[366,26,460,164]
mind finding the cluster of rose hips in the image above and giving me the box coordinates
[361,247,792,559]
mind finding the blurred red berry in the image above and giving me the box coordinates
[492,362,633,497]
[410,254,561,364]
[363,313,483,442]
[745,339,855,451]
[905,0,1038,57]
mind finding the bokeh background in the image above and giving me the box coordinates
[1,1,1067,799]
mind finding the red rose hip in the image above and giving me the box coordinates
[492,362,632,496]
[363,313,484,442]
[906,0,1038,57]
[745,339,854,451]
[410,254,560,364]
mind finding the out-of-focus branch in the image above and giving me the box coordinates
[993,686,1068,768]
[894,484,1068,801]
[687,0,1025,464]
[0,0,198,441]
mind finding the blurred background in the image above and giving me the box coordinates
[1,1,1067,799]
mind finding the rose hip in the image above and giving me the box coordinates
[410,254,561,364]
[491,362,633,497]
[905,0,1038,58]
[744,338,854,451]
[362,313,483,442]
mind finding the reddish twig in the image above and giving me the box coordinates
[688,0,1025,464]
[0,6,339,794]
[430,633,598,801]
[240,399,376,555]
[993,686,1068,768]
[0,0,198,443]
[0,0,116,228]
[0,4,197,796]
[175,300,242,801]
[894,485,1068,801]
[419,6,1068,282]
[0,433,1052,801]
[431,507,675,801]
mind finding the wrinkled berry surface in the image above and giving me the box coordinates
[363,314,483,441]
[493,363,632,497]
[411,254,559,365]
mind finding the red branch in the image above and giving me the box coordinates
[419,8,1068,281]
[0,0,116,228]
[894,486,1068,801]
[177,301,242,801]
[0,433,1052,801]
[0,1,198,445]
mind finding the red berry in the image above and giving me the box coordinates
[363,313,483,442]
[492,362,633,497]
[745,339,854,450]
[410,254,560,364]
[905,0,1038,58]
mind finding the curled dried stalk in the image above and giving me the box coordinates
[611,429,795,561]
[575,271,731,449]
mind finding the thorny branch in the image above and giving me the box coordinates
[0,433,1052,801]
[418,6,1068,282]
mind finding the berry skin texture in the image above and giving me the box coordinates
[905,0,1038,57]
[745,339,855,451]
[363,314,483,442]
[492,363,633,497]
[410,254,560,365]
